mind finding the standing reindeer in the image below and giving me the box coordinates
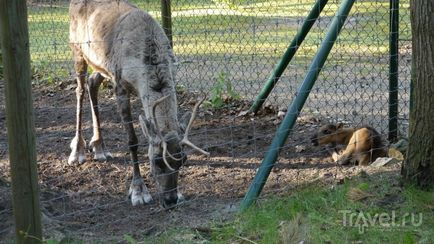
[68,0,209,208]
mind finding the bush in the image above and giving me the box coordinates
[207,72,240,109]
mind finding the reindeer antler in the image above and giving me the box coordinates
[151,95,176,171]
[151,96,210,171]
[180,97,210,157]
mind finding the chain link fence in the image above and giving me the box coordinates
[25,0,411,134]
[0,0,411,242]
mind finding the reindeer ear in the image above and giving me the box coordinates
[139,115,154,138]
[179,112,192,133]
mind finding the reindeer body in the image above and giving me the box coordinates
[312,124,387,166]
[68,0,208,208]
[70,0,178,127]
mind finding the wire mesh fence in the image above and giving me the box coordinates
[24,0,411,134]
[0,0,411,242]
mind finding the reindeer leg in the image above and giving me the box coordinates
[115,84,152,205]
[87,72,112,161]
[68,57,87,165]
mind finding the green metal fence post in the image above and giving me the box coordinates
[389,0,399,142]
[240,0,356,211]
[0,0,42,242]
[249,0,329,114]
[161,0,173,47]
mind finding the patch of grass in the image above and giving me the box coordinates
[210,172,434,243]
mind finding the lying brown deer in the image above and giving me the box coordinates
[311,123,387,166]
[68,0,209,208]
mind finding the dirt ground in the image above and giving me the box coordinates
[0,80,400,242]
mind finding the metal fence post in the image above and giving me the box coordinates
[161,0,173,47]
[0,0,42,242]
[249,0,329,114]
[389,0,399,142]
[240,0,356,211]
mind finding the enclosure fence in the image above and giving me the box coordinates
[0,0,411,242]
[24,0,411,133]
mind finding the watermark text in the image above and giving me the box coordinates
[339,210,422,233]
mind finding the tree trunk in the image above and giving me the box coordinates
[401,0,434,189]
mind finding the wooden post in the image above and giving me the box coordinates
[161,0,173,47]
[0,0,43,243]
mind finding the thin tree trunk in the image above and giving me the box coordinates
[401,0,434,189]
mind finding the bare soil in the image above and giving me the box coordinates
[0,81,400,242]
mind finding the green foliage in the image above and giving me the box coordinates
[144,228,209,243]
[213,0,239,9]
[403,232,415,244]
[123,234,137,244]
[175,84,187,93]
[357,182,370,190]
[44,240,58,244]
[211,174,434,243]
[207,72,240,109]
[213,0,263,9]
[31,60,68,85]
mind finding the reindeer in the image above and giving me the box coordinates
[311,123,387,166]
[68,0,209,208]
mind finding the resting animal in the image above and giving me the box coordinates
[311,123,387,166]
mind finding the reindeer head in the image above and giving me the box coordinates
[139,96,209,208]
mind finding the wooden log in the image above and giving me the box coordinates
[0,0,43,243]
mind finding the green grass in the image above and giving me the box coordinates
[143,171,432,243]
[28,5,71,81]
[212,174,432,243]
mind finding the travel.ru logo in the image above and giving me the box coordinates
[339,210,423,234]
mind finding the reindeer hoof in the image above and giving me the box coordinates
[90,139,113,162]
[177,192,185,204]
[68,136,86,165]
[93,151,113,162]
[68,152,86,165]
[128,178,153,206]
